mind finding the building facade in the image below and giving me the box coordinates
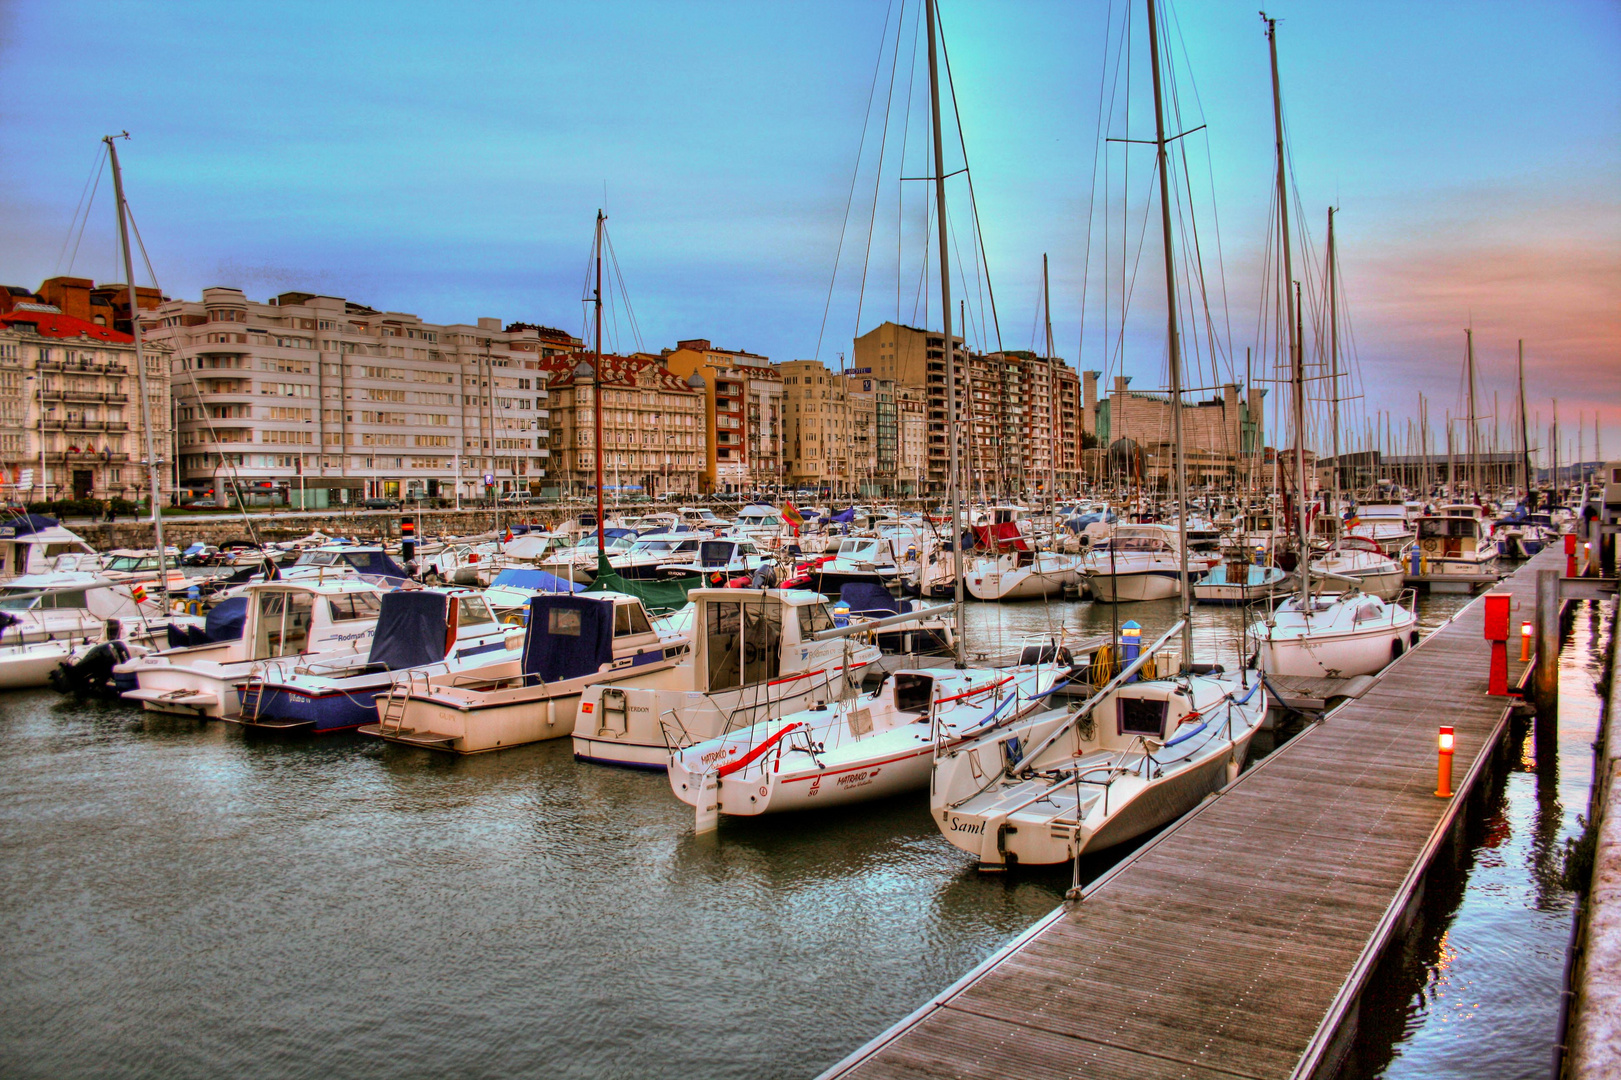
[539,353,705,498]
[1086,373,1265,489]
[780,359,853,495]
[0,308,172,503]
[662,339,782,494]
[145,288,563,506]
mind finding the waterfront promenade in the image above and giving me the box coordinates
[823,547,1565,1080]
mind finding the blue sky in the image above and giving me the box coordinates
[1,0,1616,461]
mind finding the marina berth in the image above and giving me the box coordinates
[572,587,880,770]
[230,588,515,734]
[119,579,389,718]
[361,591,687,754]
[0,572,172,688]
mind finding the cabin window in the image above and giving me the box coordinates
[548,608,582,636]
[797,603,834,638]
[614,603,652,637]
[257,591,313,656]
[327,592,382,622]
[705,600,742,691]
[742,601,782,685]
[40,590,89,609]
[893,674,933,714]
[1118,695,1168,739]
[457,597,495,631]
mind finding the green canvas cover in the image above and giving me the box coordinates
[584,551,698,615]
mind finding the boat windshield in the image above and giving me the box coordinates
[0,587,89,610]
[294,551,342,567]
[631,540,675,555]
[104,555,158,572]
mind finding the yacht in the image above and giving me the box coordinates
[1251,589,1420,678]
[1310,537,1407,600]
[360,592,687,754]
[0,514,98,582]
[1409,504,1501,587]
[1191,561,1288,605]
[660,537,773,585]
[1082,524,1213,603]
[117,579,388,718]
[229,589,514,734]
[571,587,880,769]
[0,573,170,688]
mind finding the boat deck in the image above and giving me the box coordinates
[821,546,1560,1080]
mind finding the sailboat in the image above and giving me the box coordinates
[1248,24,1417,679]
[929,0,1267,869]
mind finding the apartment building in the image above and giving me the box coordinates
[0,307,172,503]
[146,289,562,506]
[896,385,927,497]
[539,352,705,498]
[780,359,855,495]
[662,338,783,493]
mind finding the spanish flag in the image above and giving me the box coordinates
[782,500,804,539]
[130,582,148,604]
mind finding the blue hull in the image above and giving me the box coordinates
[241,683,383,733]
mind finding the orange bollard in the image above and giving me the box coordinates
[1520,621,1533,662]
[1435,726,1455,798]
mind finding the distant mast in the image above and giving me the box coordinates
[594,210,606,554]
[926,0,965,667]
[104,133,169,605]
[1328,206,1340,516]
[1517,340,1531,499]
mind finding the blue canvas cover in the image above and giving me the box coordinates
[367,590,449,669]
[203,596,249,642]
[341,549,411,583]
[490,567,585,593]
[0,513,60,538]
[839,581,905,617]
[831,507,857,523]
[522,594,613,682]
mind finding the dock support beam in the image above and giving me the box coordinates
[1535,569,1561,738]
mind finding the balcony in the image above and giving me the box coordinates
[42,389,121,404]
[43,417,130,432]
[36,358,125,375]
[46,450,129,463]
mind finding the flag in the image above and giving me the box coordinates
[782,500,804,528]
[130,582,147,604]
[504,528,514,542]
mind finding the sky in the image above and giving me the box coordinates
[1,0,1616,464]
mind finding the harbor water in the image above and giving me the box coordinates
[0,587,1546,1080]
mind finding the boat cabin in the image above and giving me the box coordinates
[693,587,836,694]
[239,580,389,659]
[734,505,784,532]
[1415,513,1490,557]
[0,515,97,582]
[280,545,412,584]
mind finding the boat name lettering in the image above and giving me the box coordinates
[836,768,879,788]
[949,817,984,835]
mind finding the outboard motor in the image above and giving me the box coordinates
[50,638,135,699]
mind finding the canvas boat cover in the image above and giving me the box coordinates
[367,590,449,670]
[522,594,614,682]
[490,567,585,593]
[838,581,908,617]
[585,551,695,615]
[0,514,61,538]
[340,549,411,583]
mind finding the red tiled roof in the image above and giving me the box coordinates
[0,311,133,343]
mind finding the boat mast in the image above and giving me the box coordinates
[594,210,606,555]
[1264,15,1307,605]
[1044,253,1057,503]
[1328,207,1340,523]
[926,0,965,667]
[1147,0,1192,670]
[104,134,169,606]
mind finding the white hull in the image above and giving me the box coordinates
[0,641,77,689]
[965,563,1076,601]
[1088,570,1181,603]
[1255,619,1415,678]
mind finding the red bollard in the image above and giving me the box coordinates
[1483,592,1511,695]
[1565,533,1578,577]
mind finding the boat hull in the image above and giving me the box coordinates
[0,642,77,689]
[1255,620,1417,678]
[1087,570,1181,603]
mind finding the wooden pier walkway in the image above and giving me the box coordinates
[822,547,1563,1080]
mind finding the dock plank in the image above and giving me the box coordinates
[822,551,1549,1080]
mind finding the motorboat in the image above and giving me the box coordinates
[1251,588,1419,678]
[275,544,413,587]
[534,530,639,584]
[661,537,774,585]
[572,587,880,769]
[0,514,98,582]
[117,579,388,718]
[0,572,173,688]
[931,624,1268,868]
[480,566,586,619]
[965,549,1083,601]
[1191,561,1288,605]
[98,548,189,594]
[360,591,687,753]
[1408,504,1501,589]
[732,504,785,537]
[229,589,516,735]
[1494,511,1556,559]
[669,658,1075,827]
[614,533,703,580]
[1310,537,1406,600]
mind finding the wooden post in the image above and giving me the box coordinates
[1534,568,1560,725]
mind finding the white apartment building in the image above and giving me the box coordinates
[146,289,574,506]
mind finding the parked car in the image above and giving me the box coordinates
[362,498,401,510]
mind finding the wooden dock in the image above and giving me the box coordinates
[821,546,1563,1080]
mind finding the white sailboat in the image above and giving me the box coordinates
[931,0,1267,869]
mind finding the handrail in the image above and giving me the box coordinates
[715,721,804,778]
